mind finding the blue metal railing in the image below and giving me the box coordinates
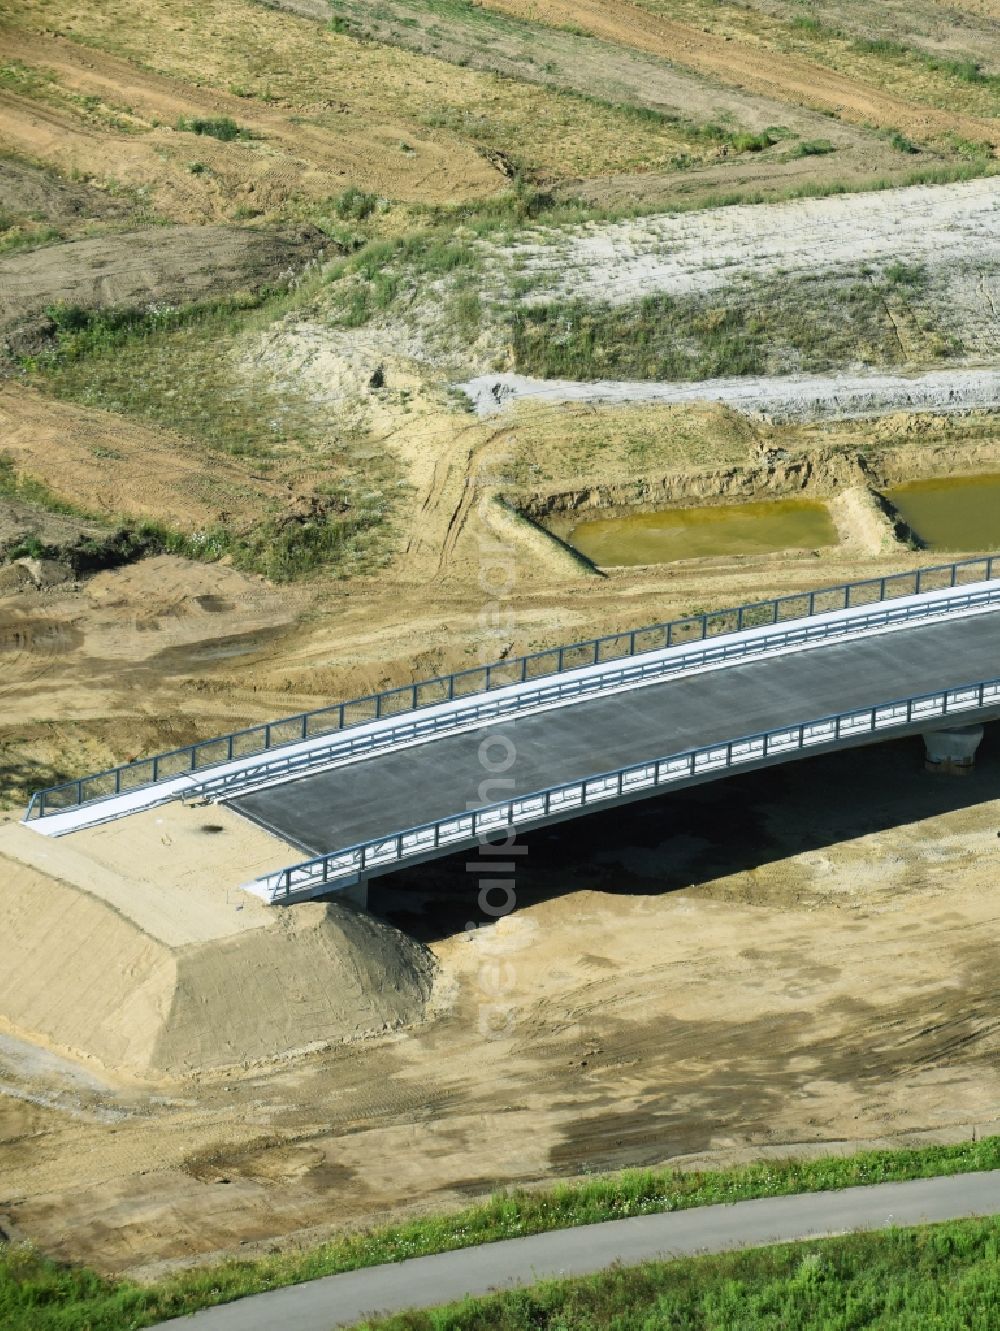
[25,553,999,819]
[186,578,1000,804]
[256,673,1000,902]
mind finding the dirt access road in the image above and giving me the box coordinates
[481,0,999,149]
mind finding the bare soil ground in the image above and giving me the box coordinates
[0,0,998,1284]
[481,0,999,147]
[0,223,324,360]
[288,0,916,204]
[742,0,999,73]
[0,154,128,226]
[0,152,139,255]
[0,19,505,218]
[0,498,110,566]
[0,384,325,531]
[4,734,1000,1274]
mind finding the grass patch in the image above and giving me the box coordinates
[0,452,81,517]
[325,225,486,326]
[789,138,836,158]
[2,1137,1000,1328]
[360,1216,1000,1329]
[174,115,254,141]
[19,292,402,580]
[406,159,997,238]
[511,264,959,382]
[887,128,921,155]
[0,219,65,256]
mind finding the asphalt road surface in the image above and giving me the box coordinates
[229,610,1000,855]
[154,1169,1000,1330]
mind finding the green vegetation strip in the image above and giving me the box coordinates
[512,262,961,382]
[3,1137,1000,1329]
[361,1215,1000,1330]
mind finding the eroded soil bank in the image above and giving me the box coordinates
[514,434,1000,567]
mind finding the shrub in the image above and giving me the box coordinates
[175,116,253,142]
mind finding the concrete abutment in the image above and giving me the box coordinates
[923,724,985,776]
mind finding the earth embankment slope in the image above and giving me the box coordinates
[0,224,325,362]
[0,821,436,1079]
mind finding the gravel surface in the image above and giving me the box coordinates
[508,177,1000,305]
[460,366,1000,419]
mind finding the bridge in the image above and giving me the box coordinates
[23,557,1000,906]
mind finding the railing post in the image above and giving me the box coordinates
[115,768,121,794]
[916,569,922,594]
[264,723,272,750]
[558,647,565,671]
[630,630,637,655]
[521,657,528,682]
[701,614,708,641]
[412,684,418,709]
[301,715,307,740]
[809,592,815,616]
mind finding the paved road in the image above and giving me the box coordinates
[230,610,1000,856]
[155,1169,1000,1330]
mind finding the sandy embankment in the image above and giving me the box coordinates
[0,813,436,1079]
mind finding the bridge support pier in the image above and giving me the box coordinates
[922,724,984,776]
[340,878,369,911]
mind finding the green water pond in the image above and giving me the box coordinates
[885,474,1000,552]
[565,499,839,568]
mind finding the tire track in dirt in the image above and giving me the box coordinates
[479,0,999,149]
[437,426,516,573]
[0,26,505,215]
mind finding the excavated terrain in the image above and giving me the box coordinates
[0,0,998,1281]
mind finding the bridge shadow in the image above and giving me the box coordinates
[368,721,1000,943]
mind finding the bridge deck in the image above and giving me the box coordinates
[228,610,1000,857]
